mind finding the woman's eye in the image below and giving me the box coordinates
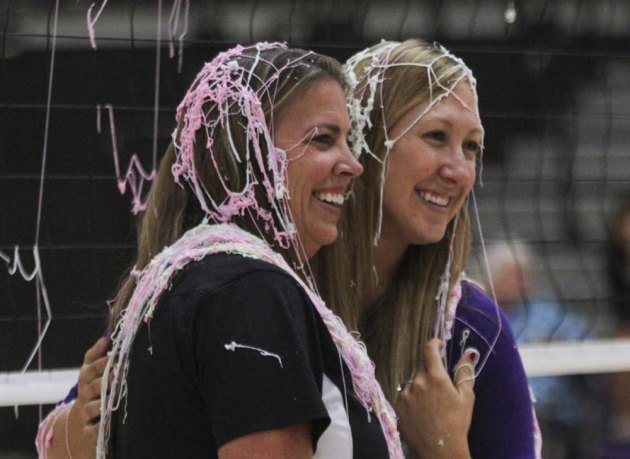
[312,134,333,146]
[425,131,445,142]
[464,140,482,157]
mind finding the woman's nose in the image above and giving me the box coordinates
[334,144,363,178]
[440,147,475,183]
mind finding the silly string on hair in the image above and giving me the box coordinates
[344,40,498,374]
[171,42,295,247]
[345,40,479,245]
[96,43,403,458]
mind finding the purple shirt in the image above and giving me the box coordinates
[446,280,541,458]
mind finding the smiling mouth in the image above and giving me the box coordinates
[314,191,345,206]
[418,191,450,207]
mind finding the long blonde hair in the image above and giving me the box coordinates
[109,44,347,331]
[315,39,477,401]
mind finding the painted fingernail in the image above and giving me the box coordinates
[463,347,480,366]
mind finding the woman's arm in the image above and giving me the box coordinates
[36,337,109,459]
[218,423,312,459]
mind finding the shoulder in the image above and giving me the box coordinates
[155,253,314,333]
[454,279,514,341]
[170,252,302,298]
[448,279,524,379]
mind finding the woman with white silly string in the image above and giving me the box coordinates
[315,39,542,458]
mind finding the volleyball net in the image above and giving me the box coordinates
[3,338,630,407]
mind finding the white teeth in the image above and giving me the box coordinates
[420,191,449,207]
[315,191,345,205]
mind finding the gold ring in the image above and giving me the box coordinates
[454,362,475,377]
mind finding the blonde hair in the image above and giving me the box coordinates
[109,45,347,331]
[315,39,477,401]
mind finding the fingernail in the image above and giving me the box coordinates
[463,347,480,366]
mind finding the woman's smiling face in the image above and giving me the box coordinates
[274,78,363,260]
[379,82,483,251]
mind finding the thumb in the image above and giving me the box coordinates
[453,347,479,399]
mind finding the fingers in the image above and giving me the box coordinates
[80,374,110,425]
[396,339,447,396]
[83,421,101,442]
[84,336,110,365]
[77,337,111,403]
[400,340,479,400]
[81,397,103,425]
[85,372,107,398]
[394,341,476,458]
[79,337,110,385]
[453,347,479,402]
[422,338,446,376]
[78,355,109,397]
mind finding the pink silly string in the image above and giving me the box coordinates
[168,0,189,73]
[99,104,156,214]
[433,214,459,346]
[92,0,163,213]
[171,43,302,247]
[35,401,72,458]
[442,277,462,342]
[97,224,403,458]
[151,0,163,171]
[86,0,109,50]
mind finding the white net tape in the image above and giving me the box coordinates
[3,338,630,407]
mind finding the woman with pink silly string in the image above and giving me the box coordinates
[37,42,394,459]
[315,39,541,458]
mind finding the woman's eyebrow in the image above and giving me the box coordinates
[425,116,484,136]
[305,123,352,139]
[315,123,341,134]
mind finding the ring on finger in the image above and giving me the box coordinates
[454,362,476,379]
[396,379,414,392]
